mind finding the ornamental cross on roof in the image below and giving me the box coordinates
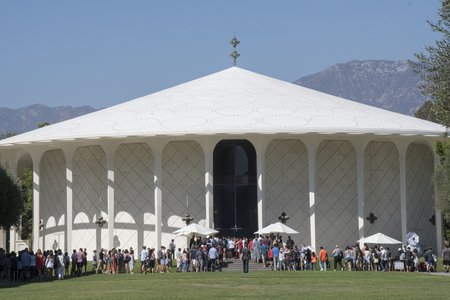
[230,35,240,66]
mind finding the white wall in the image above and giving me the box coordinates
[364,141,401,242]
[406,143,436,249]
[265,139,310,245]
[40,150,66,251]
[114,143,154,251]
[161,141,205,248]
[73,146,107,252]
[316,140,357,251]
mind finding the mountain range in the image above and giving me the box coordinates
[0,60,427,136]
[0,104,96,136]
[294,60,426,115]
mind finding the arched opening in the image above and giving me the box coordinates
[213,140,257,237]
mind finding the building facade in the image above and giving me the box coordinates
[0,67,445,253]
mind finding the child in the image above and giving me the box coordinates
[268,248,273,270]
[311,251,317,271]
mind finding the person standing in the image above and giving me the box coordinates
[35,250,44,280]
[96,249,104,274]
[443,241,450,273]
[21,248,32,281]
[128,247,135,274]
[56,250,65,280]
[208,244,218,272]
[140,246,148,273]
[404,246,413,272]
[92,250,98,273]
[175,248,182,272]
[271,244,280,271]
[332,245,343,271]
[76,248,85,276]
[319,246,327,271]
[286,236,295,250]
[83,248,88,274]
[259,242,268,268]
[70,249,77,276]
[241,243,251,273]
[169,239,176,260]
[44,250,55,279]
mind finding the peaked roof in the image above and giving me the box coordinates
[0,67,445,147]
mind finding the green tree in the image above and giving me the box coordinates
[19,169,33,241]
[411,0,450,128]
[414,100,439,123]
[0,166,25,230]
[411,0,450,241]
[0,132,18,140]
[37,121,50,128]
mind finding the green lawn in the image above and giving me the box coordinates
[0,269,448,300]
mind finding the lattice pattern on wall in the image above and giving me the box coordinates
[114,143,154,250]
[316,140,357,251]
[41,150,66,234]
[406,144,435,248]
[364,142,401,238]
[73,146,107,249]
[265,139,310,244]
[162,141,205,236]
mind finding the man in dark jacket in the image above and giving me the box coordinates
[241,243,251,273]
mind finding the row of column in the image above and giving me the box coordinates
[3,136,442,253]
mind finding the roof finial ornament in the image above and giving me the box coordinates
[230,34,240,66]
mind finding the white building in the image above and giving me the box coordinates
[0,67,446,253]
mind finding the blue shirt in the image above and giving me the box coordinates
[272,246,279,258]
[260,244,268,256]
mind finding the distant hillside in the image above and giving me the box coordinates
[0,104,96,135]
[294,60,427,115]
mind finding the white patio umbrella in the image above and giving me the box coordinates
[254,222,299,235]
[172,223,219,237]
[357,232,402,245]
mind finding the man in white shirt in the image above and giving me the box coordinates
[208,245,218,272]
[140,246,148,273]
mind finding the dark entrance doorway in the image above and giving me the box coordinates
[213,140,257,237]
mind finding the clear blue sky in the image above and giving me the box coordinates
[0,0,442,109]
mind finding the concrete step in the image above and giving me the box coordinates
[221,259,269,271]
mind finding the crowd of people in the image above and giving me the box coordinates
[1,236,449,282]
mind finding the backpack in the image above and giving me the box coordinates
[125,255,131,263]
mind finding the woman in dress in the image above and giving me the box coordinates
[44,250,54,279]
[35,249,45,280]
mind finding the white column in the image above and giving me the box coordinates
[0,230,5,250]
[396,140,410,244]
[304,137,321,251]
[202,141,214,228]
[105,150,115,250]
[62,147,75,252]
[31,151,44,251]
[153,144,163,250]
[255,139,266,230]
[353,139,368,243]
[8,159,18,252]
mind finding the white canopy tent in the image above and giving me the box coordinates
[357,232,402,245]
[172,223,219,237]
[254,222,299,235]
